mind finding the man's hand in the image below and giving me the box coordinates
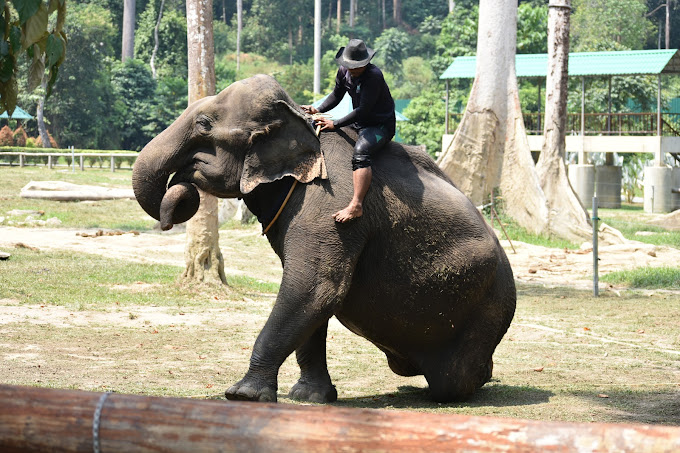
[315,118,335,131]
[301,105,318,114]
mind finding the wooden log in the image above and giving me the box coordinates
[1,384,679,453]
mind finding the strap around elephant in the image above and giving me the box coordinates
[262,179,298,235]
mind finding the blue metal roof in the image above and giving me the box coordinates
[0,106,33,120]
[440,49,680,79]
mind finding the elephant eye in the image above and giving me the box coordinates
[196,115,213,133]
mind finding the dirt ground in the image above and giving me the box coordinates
[0,225,677,291]
[1,224,679,425]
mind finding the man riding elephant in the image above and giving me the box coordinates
[303,39,395,223]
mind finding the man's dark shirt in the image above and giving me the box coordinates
[317,64,396,130]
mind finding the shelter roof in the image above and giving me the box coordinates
[0,106,33,120]
[440,49,680,79]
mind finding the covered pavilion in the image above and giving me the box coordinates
[439,49,680,212]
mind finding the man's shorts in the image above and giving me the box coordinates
[352,123,395,171]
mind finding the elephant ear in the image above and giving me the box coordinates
[240,100,327,194]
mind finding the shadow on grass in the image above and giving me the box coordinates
[333,382,553,410]
[572,389,680,426]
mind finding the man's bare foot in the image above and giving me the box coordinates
[332,202,363,223]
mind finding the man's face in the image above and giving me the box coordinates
[348,65,367,78]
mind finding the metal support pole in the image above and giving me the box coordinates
[579,77,586,164]
[657,74,663,166]
[592,196,599,297]
[537,78,542,133]
[445,80,450,134]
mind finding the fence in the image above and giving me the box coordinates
[0,151,138,172]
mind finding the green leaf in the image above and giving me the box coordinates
[27,51,44,92]
[8,25,20,53]
[45,65,58,98]
[0,9,6,37]
[0,75,18,114]
[22,3,47,49]
[45,32,62,67]
[12,0,41,25]
[0,40,8,56]
[0,53,13,82]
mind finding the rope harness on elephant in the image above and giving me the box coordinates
[262,114,327,235]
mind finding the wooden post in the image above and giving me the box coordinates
[1,385,680,452]
[80,155,84,171]
[19,153,24,167]
[48,155,53,169]
[110,155,115,172]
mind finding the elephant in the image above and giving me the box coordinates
[132,74,516,403]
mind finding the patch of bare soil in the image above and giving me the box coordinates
[0,225,282,283]
[0,226,677,290]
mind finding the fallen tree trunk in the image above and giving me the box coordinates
[1,385,679,452]
[20,181,135,201]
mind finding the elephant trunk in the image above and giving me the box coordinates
[132,128,201,228]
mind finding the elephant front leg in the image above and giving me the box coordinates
[225,290,336,403]
[288,322,338,403]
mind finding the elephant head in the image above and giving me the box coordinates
[133,74,327,230]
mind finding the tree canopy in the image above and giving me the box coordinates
[4,0,679,154]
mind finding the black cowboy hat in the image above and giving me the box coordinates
[335,39,376,69]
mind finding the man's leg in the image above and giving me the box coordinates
[332,166,371,222]
[332,125,390,223]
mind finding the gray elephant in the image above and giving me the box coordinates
[133,74,516,403]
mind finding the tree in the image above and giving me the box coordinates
[136,1,188,79]
[438,0,528,208]
[122,0,136,61]
[571,0,654,51]
[398,89,446,158]
[183,0,226,285]
[110,59,157,151]
[47,3,119,149]
[150,0,166,78]
[535,0,592,241]
[0,0,67,116]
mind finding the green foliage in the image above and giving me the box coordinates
[517,2,548,54]
[621,154,649,203]
[47,3,119,149]
[110,59,157,151]
[373,28,411,75]
[135,0,188,79]
[390,56,435,100]
[0,0,66,115]
[571,0,656,51]
[142,76,187,139]
[397,89,446,158]
[437,5,479,60]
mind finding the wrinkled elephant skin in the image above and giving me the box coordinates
[132,75,516,403]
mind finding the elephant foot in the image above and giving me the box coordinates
[225,378,277,402]
[289,380,338,403]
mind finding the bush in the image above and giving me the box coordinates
[12,127,27,147]
[0,125,14,146]
[25,137,38,148]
